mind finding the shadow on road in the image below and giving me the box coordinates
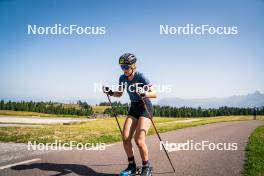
[89,163,126,167]
[11,162,118,176]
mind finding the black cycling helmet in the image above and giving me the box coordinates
[119,53,137,65]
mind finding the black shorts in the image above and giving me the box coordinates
[128,100,153,119]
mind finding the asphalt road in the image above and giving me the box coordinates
[0,120,263,176]
[0,116,94,125]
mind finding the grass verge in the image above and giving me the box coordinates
[243,125,264,176]
[0,115,263,145]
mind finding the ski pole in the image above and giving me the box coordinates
[140,96,176,173]
[105,93,123,136]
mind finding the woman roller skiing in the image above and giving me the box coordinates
[103,53,157,176]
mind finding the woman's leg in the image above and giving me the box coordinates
[134,116,151,162]
[122,115,138,158]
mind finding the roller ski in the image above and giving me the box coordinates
[120,165,153,176]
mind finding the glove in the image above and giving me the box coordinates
[136,87,146,97]
[103,86,114,96]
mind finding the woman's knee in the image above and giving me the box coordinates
[122,133,132,143]
[134,136,145,148]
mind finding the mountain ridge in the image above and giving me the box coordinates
[158,91,264,108]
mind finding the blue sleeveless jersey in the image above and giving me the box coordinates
[119,72,152,102]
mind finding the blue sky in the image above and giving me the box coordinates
[0,0,263,104]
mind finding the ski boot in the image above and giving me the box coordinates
[120,163,139,176]
[140,165,153,176]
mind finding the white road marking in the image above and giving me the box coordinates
[0,158,41,170]
[105,144,115,148]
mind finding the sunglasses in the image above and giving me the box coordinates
[120,64,130,70]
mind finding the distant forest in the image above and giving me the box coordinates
[101,102,264,117]
[0,100,93,116]
[0,100,263,118]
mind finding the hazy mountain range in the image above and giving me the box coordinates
[158,91,264,108]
